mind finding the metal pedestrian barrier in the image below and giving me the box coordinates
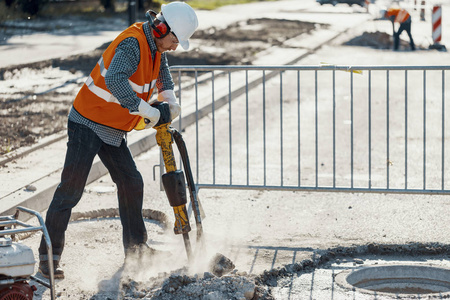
[169,65,450,195]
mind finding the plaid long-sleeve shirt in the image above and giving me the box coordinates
[69,21,174,147]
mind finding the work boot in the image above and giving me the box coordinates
[125,243,156,261]
[123,244,153,273]
[38,260,65,279]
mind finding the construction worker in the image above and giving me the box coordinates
[383,7,416,51]
[37,2,198,279]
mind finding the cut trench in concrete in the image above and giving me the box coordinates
[335,264,450,297]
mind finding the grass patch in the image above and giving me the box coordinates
[39,1,129,18]
[155,0,277,11]
[0,138,13,155]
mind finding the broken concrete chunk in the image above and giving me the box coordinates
[209,253,235,277]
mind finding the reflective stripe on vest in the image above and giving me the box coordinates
[72,22,161,132]
[388,8,410,23]
[396,9,409,23]
[85,75,119,104]
[85,57,157,103]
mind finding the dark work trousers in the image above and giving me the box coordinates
[394,18,415,50]
[38,120,147,262]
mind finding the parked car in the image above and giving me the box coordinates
[316,0,367,7]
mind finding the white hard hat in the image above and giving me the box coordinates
[161,2,198,50]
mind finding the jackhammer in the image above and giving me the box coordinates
[149,102,204,261]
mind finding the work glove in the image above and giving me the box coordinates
[157,90,181,121]
[130,99,160,128]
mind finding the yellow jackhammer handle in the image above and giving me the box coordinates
[151,103,192,260]
[155,123,177,173]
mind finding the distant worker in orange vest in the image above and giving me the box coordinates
[37,2,198,279]
[383,7,416,51]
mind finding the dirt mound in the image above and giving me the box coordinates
[166,18,322,66]
[0,87,70,154]
[344,31,415,50]
[194,18,318,44]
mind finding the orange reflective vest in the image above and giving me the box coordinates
[386,8,410,23]
[73,22,161,131]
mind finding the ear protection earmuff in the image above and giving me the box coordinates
[145,10,171,39]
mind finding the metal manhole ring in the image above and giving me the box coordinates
[335,264,450,298]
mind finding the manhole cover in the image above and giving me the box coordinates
[335,264,450,297]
